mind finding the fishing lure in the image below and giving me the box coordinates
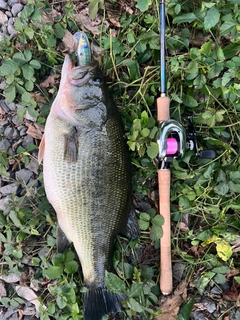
[74,31,91,66]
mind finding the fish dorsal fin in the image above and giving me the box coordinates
[38,135,45,164]
[64,127,79,162]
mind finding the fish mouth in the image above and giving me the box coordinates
[69,60,97,87]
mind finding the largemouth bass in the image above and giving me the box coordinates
[38,55,138,320]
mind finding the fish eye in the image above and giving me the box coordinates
[92,77,103,85]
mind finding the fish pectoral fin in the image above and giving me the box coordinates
[38,134,45,164]
[63,127,79,162]
[57,223,71,253]
[121,206,140,240]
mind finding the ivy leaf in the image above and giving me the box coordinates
[204,7,220,30]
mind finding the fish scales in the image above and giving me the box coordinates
[39,55,137,320]
[43,108,130,286]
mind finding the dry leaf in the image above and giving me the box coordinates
[0,281,7,297]
[30,92,47,105]
[177,222,189,232]
[26,123,43,140]
[223,279,240,302]
[62,29,77,53]
[40,74,60,88]
[154,281,188,320]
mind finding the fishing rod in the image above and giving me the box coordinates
[156,0,216,295]
[157,0,185,295]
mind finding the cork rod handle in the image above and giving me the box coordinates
[157,96,173,295]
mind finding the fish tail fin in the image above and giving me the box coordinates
[84,287,123,320]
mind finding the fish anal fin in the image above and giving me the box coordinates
[57,223,71,253]
[64,127,79,162]
[38,135,45,164]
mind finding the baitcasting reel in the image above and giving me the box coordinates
[156,116,216,169]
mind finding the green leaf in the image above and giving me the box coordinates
[147,142,158,159]
[127,297,144,313]
[199,40,213,56]
[64,261,79,274]
[212,266,230,274]
[140,128,150,138]
[105,271,126,294]
[173,13,197,25]
[220,20,236,36]
[127,31,135,44]
[54,23,65,39]
[150,224,163,241]
[56,295,67,309]
[44,265,63,280]
[9,211,22,227]
[25,80,34,92]
[88,0,104,19]
[29,59,41,69]
[0,60,18,76]
[24,50,32,62]
[21,64,34,80]
[13,52,27,65]
[138,219,149,231]
[204,7,220,30]
[152,215,164,227]
[182,94,198,108]
[5,84,16,103]
[122,59,140,81]
[24,25,34,39]
[136,0,152,12]
[186,60,198,74]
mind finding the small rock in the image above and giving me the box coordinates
[12,128,19,140]
[0,120,9,128]
[7,23,17,37]
[7,101,17,111]
[12,114,22,125]
[210,286,221,295]
[38,247,50,259]
[0,99,9,112]
[27,179,38,189]
[0,11,8,25]
[0,32,6,41]
[0,138,11,152]
[0,0,8,10]
[173,263,186,281]
[11,3,23,16]
[202,297,216,313]
[190,311,206,320]
[0,194,11,214]
[19,126,27,136]
[8,0,19,6]
[0,272,21,283]
[30,279,40,292]
[0,306,18,320]
[4,126,13,139]
[0,183,18,196]
[25,159,39,175]
[22,134,34,149]
[15,168,33,184]
[5,10,12,18]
